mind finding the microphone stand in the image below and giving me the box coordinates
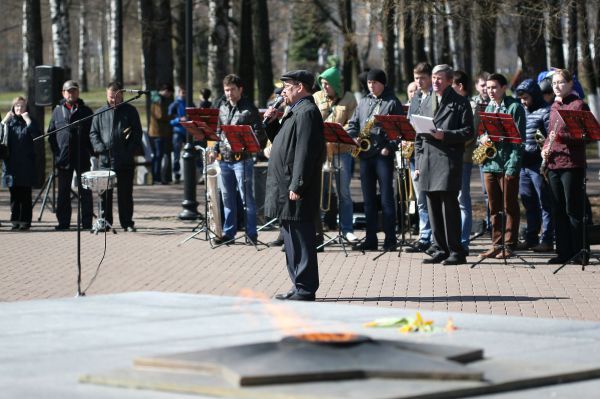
[34,92,144,297]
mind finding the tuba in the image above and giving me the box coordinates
[205,151,223,239]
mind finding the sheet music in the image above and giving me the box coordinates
[409,114,436,134]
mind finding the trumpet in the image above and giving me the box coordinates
[472,134,497,164]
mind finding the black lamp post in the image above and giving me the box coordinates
[178,0,199,220]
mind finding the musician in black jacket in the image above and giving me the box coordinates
[346,69,404,251]
[48,80,94,230]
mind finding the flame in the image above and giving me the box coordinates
[293,332,358,342]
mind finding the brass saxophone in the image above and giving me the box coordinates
[472,134,497,165]
[351,118,373,158]
[203,148,223,239]
[401,141,414,159]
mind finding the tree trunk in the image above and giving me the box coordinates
[576,0,599,117]
[78,2,89,91]
[238,0,254,102]
[517,0,547,80]
[413,6,426,63]
[595,4,600,88]
[140,0,154,90]
[50,0,71,79]
[402,0,414,84]
[547,0,565,69]
[109,0,123,83]
[172,0,185,88]
[382,0,396,90]
[252,0,274,107]
[567,0,577,74]
[474,0,496,74]
[208,0,229,100]
[23,0,45,187]
[462,1,472,78]
[154,0,174,87]
[446,1,460,69]
[426,5,435,64]
[339,0,361,92]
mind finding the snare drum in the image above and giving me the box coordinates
[81,170,117,193]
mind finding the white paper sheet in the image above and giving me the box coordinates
[409,114,436,133]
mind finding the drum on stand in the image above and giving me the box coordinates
[81,170,117,234]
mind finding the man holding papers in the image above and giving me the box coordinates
[413,64,473,265]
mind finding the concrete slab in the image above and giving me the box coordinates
[2,292,600,398]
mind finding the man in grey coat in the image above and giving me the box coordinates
[414,64,473,265]
[263,70,325,301]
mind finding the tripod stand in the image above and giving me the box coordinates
[32,164,57,221]
[553,109,600,274]
[470,112,533,269]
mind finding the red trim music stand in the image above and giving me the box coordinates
[372,115,419,260]
[553,110,600,273]
[178,121,223,246]
[215,125,266,250]
[186,108,219,132]
[471,112,534,269]
[316,122,359,256]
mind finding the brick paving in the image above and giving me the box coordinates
[1,165,600,322]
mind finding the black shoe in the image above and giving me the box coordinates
[442,254,467,265]
[423,252,448,264]
[125,226,137,232]
[275,290,296,300]
[287,292,316,301]
[547,256,568,264]
[425,246,438,256]
[404,241,430,253]
[353,242,377,251]
[269,238,284,247]
[213,235,234,245]
[19,224,31,231]
[246,236,258,245]
[382,243,397,251]
[54,225,70,231]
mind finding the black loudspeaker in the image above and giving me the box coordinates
[34,65,64,107]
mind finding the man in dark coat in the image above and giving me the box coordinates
[89,81,143,232]
[263,70,325,301]
[414,64,473,265]
[48,80,94,230]
[346,68,404,251]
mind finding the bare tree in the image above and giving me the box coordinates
[109,0,123,83]
[172,0,185,88]
[238,0,254,102]
[547,0,565,69]
[78,2,89,91]
[576,0,598,115]
[401,0,414,82]
[252,0,274,106]
[517,0,547,79]
[566,0,577,74]
[474,0,496,74]
[382,0,396,89]
[49,0,71,78]
[208,0,229,99]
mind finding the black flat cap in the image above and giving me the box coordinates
[281,70,315,88]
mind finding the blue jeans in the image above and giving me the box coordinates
[410,158,431,243]
[150,137,171,183]
[360,154,396,247]
[520,164,553,244]
[458,162,473,250]
[218,158,257,238]
[322,153,354,234]
[172,132,186,179]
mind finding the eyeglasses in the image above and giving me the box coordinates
[552,81,567,87]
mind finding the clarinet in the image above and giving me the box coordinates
[540,118,560,181]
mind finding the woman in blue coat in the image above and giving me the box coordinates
[1,97,40,230]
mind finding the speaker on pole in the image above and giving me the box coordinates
[34,65,64,107]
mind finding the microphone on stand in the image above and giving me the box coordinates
[263,95,284,126]
[123,89,151,95]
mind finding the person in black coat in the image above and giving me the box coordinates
[414,64,473,265]
[48,80,94,230]
[89,81,143,232]
[263,70,325,302]
[1,97,41,230]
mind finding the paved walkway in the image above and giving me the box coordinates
[1,165,600,321]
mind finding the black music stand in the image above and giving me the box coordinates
[471,112,534,269]
[371,115,418,260]
[553,110,600,273]
[178,120,222,246]
[214,124,266,250]
[316,122,359,256]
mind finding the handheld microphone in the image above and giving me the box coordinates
[263,95,284,125]
[123,89,151,95]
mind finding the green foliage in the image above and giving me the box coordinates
[288,1,331,69]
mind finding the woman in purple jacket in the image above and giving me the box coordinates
[543,69,589,264]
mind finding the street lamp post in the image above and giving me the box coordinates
[178,0,199,220]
